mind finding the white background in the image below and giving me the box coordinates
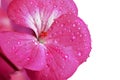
[69,0,120,80]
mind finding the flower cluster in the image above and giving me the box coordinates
[0,0,91,80]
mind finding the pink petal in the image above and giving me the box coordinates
[0,31,46,70]
[10,70,30,80]
[46,13,91,64]
[7,0,78,36]
[26,44,79,80]
[26,14,91,80]
[0,8,12,31]
[27,44,79,80]
[1,0,12,11]
[0,56,14,80]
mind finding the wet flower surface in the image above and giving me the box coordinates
[0,0,91,80]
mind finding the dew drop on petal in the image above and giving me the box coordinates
[77,31,80,35]
[60,24,64,27]
[53,5,57,8]
[12,46,15,50]
[64,28,67,31]
[7,41,10,44]
[80,34,82,37]
[78,52,81,56]
[17,41,20,45]
[78,27,81,30]
[60,1,64,4]
[59,31,63,35]
[68,29,71,32]
[72,24,76,27]
[68,20,70,23]
[64,55,68,59]
[32,40,37,45]
[72,36,76,40]
[54,40,58,44]
[46,53,49,56]
[84,34,87,37]
[27,58,30,61]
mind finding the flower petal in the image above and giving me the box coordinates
[26,14,91,80]
[1,0,12,11]
[0,56,14,80]
[26,44,79,80]
[7,0,78,36]
[0,31,46,71]
[10,70,30,80]
[0,8,12,31]
[46,13,91,64]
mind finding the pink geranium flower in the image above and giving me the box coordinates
[0,0,91,80]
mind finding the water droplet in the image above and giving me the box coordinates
[78,27,81,30]
[78,52,81,56]
[32,40,35,42]
[59,31,62,34]
[46,53,49,56]
[72,36,76,40]
[77,22,81,25]
[68,29,71,32]
[73,10,76,14]
[30,2,33,4]
[53,5,57,8]
[17,41,20,45]
[84,34,87,37]
[61,1,64,4]
[7,41,10,44]
[27,58,30,61]
[64,28,67,31]
[73,24,76,27]
[80,34,82,37]
[77,32,80,34]
[59,7,62,10]
[61,24,64,27]
[64,55,68,59]
[54,40,58,44]
[68,20,70,23]
[34,42,38,45]
[55,21,58,24]
[85,46,89,49]
[12,46,16,50]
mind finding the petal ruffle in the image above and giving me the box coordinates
[7,0,78,36]
[46,13,91,64]
[0,31,46,71]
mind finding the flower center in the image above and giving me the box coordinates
[39,31,47,44]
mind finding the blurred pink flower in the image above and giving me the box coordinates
[0,0,91,80]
